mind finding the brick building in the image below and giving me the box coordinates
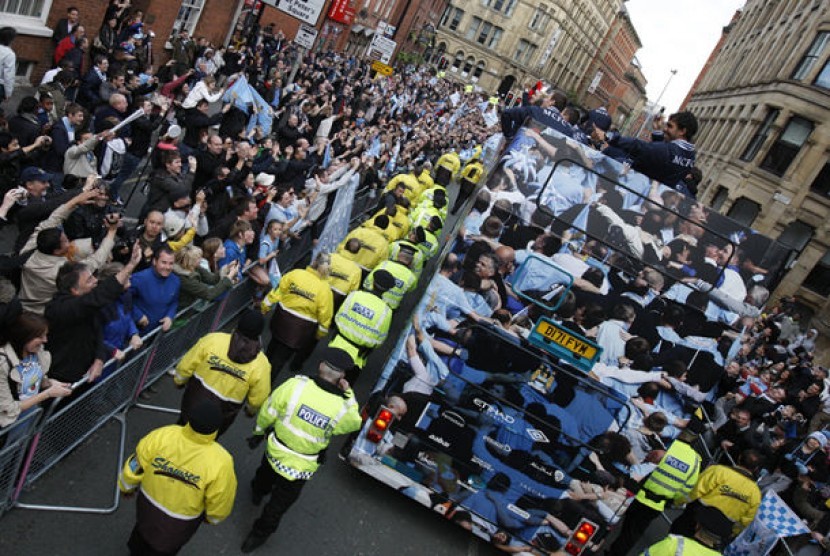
[578,6,647,131]
[10,0,256,85]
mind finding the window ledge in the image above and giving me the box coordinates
[5,17,53,38]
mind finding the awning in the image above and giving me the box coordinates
[351,24,364,33]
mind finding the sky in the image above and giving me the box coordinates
[625,0,746,113]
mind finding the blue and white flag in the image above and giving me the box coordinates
[725,491,810,556]
[312,173,360,259]
[223,75,253,111]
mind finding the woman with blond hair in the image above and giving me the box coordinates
[173,244,237,311]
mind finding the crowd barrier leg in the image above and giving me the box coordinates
[13,413,127,515]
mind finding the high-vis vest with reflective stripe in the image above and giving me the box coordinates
[173,332,271,408]
[255,376,361,480]
[636,439,701,511]
[119,424,237,524]
[642,535,720,556]
[418,229,440,259]
[334,290,392,349]
[364,260,416,309]
[410,204,445,231]
[337,226,389,271]
[390,240,425,277]
[326,253,363,297]
[261,267,334,338]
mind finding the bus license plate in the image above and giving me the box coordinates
[533,321,597,360]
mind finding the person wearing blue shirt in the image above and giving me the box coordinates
[130,246,180,332]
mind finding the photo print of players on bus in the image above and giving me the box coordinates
[346,117,794,554]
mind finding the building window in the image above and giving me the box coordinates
[1,0,48,17]
[462,56,474,75]
[172,0,205,35]
[760,116,813,176]
[473,61,485,79]
[516,39,538,66]
[477,22,491,44]
[529,6,550,32]
[441,6,464,31]
[452,51,464,70]
[484,0,516,15]
[815,59,830,89]
[740,108,779,162]
[792,31,829,80]
[727,197,761,227]
[466,17,482,41]
[711,186,729,212]
[488,28,503,49]
[778,220,814,269]
[802,249,830,296]
[811,161,830,197]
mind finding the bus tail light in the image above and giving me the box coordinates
[366,407,394,443]
[564,519,597,555]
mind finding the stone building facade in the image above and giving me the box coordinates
[684,0,830,336]
[432,0,625,99]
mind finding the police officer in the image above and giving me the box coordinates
[329,269,395,382]
[608,425,702,555]
[326,250,363,311]
[241,347,362,553]
[120,400,237,556]
[174,309,271,436]
[261,252,333,381]
[411,189,448,230]
[364,246,417,310]
[670,449,762,543]
[417,216,443,259]
[390,227,427,278]
[641,505,733,555]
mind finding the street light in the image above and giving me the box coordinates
[636,68,677,137]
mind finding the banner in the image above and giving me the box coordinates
[312,173,360,259]
[725,491,810,556]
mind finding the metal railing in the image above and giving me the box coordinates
[0,185,378,517]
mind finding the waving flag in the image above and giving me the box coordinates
[725,491,809,556]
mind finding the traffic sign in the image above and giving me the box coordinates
[367,33,396,64]
[294,24,318,49]
[371,61,394,76]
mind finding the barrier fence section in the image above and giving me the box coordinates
[1,184,379,516]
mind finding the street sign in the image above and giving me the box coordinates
[294,24,318,49]
[587,70,603,94]
[371,60,394,76]
[264,0,326,26]
[366,33,396,64]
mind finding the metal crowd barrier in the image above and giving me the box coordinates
[2,183,381,516]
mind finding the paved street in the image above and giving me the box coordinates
[0,374,502,556]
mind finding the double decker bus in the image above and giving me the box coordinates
[343,116,793,555]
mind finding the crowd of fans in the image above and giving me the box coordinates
[0,2,826,554]
[0,5,493,441]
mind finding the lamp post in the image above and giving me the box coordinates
[636,68,677,137]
